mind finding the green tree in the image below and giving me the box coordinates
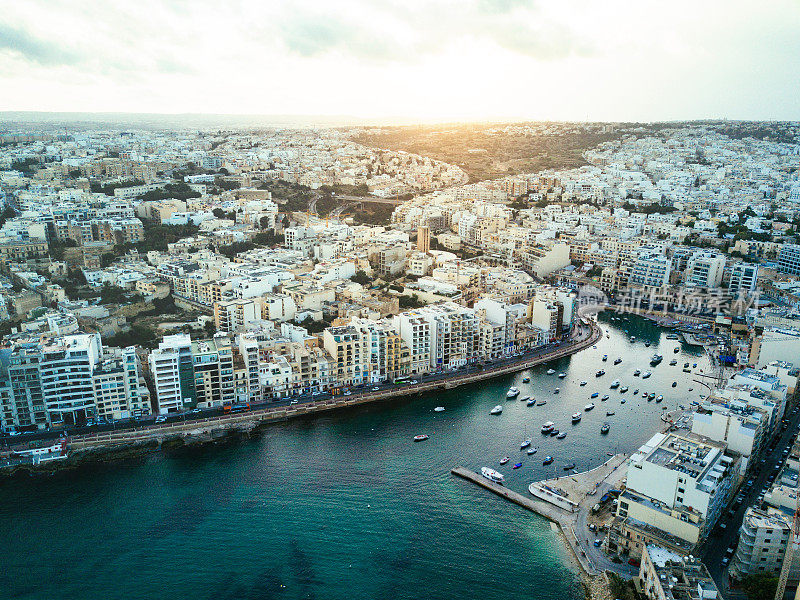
[741,574,778,600]
[350,270,372,286]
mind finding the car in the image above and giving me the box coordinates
[312,391,322,396]
[190,408,201,414]
[372,386,380,391]
[410,380,419,384]
[290,399,298,405]
[8,430,20,437]
[721,557,729,567]
[155,416,167,423]
[343,390,352,396]
[725,546,735,557]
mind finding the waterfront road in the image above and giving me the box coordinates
[701,403,800,598]
[4,321,602,451]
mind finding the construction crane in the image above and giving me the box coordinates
[774,503,800,600]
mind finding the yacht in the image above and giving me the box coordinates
[642,371,652,379]
[507,387,520,398]
[537,400,547,406]
[481,467,505,483]
[606,411,615,416]
[648,392,656,400]
[558,372,567,379]
[521,439,532,449]
[527,398,537,406]
[522,376,531,383]
[527,447,537,455]
[434,406,445,412]
[614,357,622,365]
[543,456,554,465]
[556,432,567,439]
[596,369,606,377]
[669,359,677,366]
[563,462,577,470]
[549,429,560,437]
[633,369,641,376]
[541,421,555,434]
[547,369,556,375]
[602,354,608,362]
[633,389,639,395]
[520,396,530,403]
[500,457,510,465]
[610,380,620,389]
[490,405,503,415]
[413,434,429,442]
[590,392,599,398]
[601,394,609,401]
[584,402,595,411]
[580,381,587,386]
[656,395,664,402]
[650,354,663,366]
[572,412,582,423]
[620,386,629,393]
[601,423,610,434]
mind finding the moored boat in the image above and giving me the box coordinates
[434,406,445,412]
[642,371,651,379]
[610,380,620,389]
[556,432,567,439]
[482,467,505,483]
[572,412,582,423]
[591,392,599,398]
[547,369,556,375]
[527,398,537,406]
[506,387,520,398]
[601,394,609,401]
[541,421,555,434]
[521,439,531,449]
[500,457,510,465]
[601,423,610,434]
[543,456,554,465]
[620,386,628,393]
[596,369,605,377]
[606,411,615,416]
[558,372,567,379]
[490,405,503,415]
[512,462,523,469]
[585,403,595,411]
[413,434,429,442]
[614,357,622,365]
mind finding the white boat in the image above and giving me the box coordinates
[557,372,567,379]
[619,386,628,393]
[413,434,429,442]
[547,369,556,375]
[522,377,530,383]
[434,406,445,412]
[520,396,530,402]
[610,380,620,389]
[527,398,536,406]
[481,467,505,484]
[633,369,641,376]
[585,403,595,411]
[614,357,622,365]
[601,394,609,401]
[541,421,555,433]
[579,381,587,386]
[642,371,652,379]
[490,405,503,415]
[527,447,537,455]
[521,438,532,449]
[553,387,560,394]
[572,412,582,423]
[506,387,520,398]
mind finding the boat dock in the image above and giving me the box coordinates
[451,454,635,579]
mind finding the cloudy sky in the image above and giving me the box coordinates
[1,0,798,122]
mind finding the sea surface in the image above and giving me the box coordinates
[0,313,709,600]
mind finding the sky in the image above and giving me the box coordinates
[1,0,799,123]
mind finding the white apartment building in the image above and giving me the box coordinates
[728,262,759,294]
[391,311,432,375]
[629,253,672,288]
[149,334,194,414]
[685,252,726,288]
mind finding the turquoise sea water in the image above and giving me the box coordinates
[0,314,708,600]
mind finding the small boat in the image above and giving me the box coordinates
[543,456,554,465]
[547,369,556,375]
[621,399,626,404]
[630,336,636,342]
[683,367,691,373]
[633,369,641,377]
[633,389,639,395]
[541,421,555,434]
[490,405,503,415]
[520,396,530,403]
[537,400,547,406]
[580,381,587,386]
[521,439,532,449]
[556,432,567,439]
[602,354,608,362]
[614,357,622,365]
[610,380,620,389]
[683,362,690,368]
[673,347,680,353]
[669,359,677,366]
[558,372,567,379]
[672,382,677,388]
[693,363,698,368]
[527,447,537,455]
[645,341,652,347]
[601,423,610,434]
[642,371,651,379]
[607,452,614,457]
[512,462,523,470]
[527,398,537,406]
[482,467,505,483]
[596,369,605,377]
[563,463,576,470]
[434,406,445,412]
[584,403,595,411]
[550,429,560,437]
[649,392,656,400]
[688,387,693,392]
[553,388,560,394]
[679,405,685,410]
[601,394,609,401]
[590,392,599,398]
[656,395,663,402]
[620,386,628,393]
[522,376,530,383]
[507,387,520,398]
[500,457,510,465]
[413,435,429,442]
[650,354,663,366]
[606,411,615,416]
[572,412,582,423]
